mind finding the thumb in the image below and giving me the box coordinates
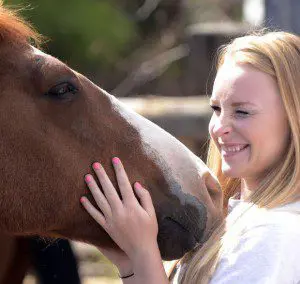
[134,182,156,217]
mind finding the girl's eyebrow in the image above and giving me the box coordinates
[231,101,257,107]
[209,99,257,107]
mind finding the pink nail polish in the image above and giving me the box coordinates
[135,182,142,189]
[80,197,85,203]
[112,157,120,164]
[93,162,101,170]
[85,175,92,183]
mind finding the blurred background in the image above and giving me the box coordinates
[3,0,297,283]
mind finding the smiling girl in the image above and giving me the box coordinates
[80,31,300,283]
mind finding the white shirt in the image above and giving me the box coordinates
[172,198,300,284]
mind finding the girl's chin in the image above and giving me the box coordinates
[222,166,244,178]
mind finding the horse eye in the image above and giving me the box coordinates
[45,82,78,100]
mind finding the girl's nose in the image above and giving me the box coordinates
[212,115,233,137]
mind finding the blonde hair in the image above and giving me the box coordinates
[177,30,300,284]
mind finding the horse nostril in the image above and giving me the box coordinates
[156,193,208,259]
[164,217,189,233]
[157,217,199,260]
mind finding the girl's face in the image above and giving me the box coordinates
[209,62,290,184]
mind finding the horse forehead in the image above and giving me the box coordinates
[31,46,55,64]
[31,46,46,57]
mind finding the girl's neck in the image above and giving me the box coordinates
[240,178,259,200]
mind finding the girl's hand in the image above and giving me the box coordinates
[80,157,159,264]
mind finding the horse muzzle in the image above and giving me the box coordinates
[156,196,207,260]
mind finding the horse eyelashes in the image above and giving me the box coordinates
[45,82,78,100]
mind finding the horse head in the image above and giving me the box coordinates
[0,4,223,260]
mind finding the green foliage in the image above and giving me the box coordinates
[6,0,138,71]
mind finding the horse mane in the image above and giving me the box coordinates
[0,1,42,47]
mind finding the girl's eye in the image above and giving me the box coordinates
[236,110,249,117]
[210,105,221,112]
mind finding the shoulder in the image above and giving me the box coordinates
[229,200,300,253]
[228,198,300,233]
[246,201,300,233]
[210,201,300,283]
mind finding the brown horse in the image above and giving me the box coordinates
[0,2,223,283]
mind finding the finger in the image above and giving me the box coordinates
[92,162,123,211]
[134,182,156,217]
[80,196,107,229]
[84,174,111,217]
[112,157,137,203]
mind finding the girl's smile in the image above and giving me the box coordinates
[220,143,249,158]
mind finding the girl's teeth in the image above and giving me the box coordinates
[222,145,247,152]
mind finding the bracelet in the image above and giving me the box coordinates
[119,272,135,279]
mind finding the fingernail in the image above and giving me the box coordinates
[112,157,120,165]
[80,196,85,203]
[135,182,142,189]
[93,162,101,170]
[85,174,92,183]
